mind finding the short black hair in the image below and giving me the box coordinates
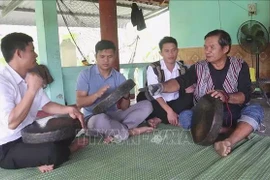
[1,32,33,63]
[204,29,231,54]
[95,40,116,54]
[159,36,178,51]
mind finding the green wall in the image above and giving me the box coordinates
[170,0,270,48]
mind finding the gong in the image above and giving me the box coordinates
[92,79,136,114]
[191,94,223,146]
[22,116,81,144]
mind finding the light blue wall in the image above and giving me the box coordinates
[170,0,270,48]
[62,66,87,105]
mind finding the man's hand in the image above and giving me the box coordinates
[25,72,43,93]
[207,89,229,103]
[67,106,86,129]
[95,85,110,98]
[148,83,164,96]
[122,93,130,100]
[185,84,196,93]
[167,109,179,126]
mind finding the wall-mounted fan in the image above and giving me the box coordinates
[237,20,270,105]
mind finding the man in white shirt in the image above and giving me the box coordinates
[137,37,193,128]
[0,33,88,173]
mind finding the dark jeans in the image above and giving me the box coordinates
[0,137,74,169]
[137,91,193,124]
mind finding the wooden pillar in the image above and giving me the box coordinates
[99,0,119,71]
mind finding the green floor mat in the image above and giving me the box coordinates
[0,124,270,180]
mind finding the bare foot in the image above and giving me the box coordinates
[214,139,232,157]
[69,137,89,153]
[129,126,154,136]
[147,117,162,128]
[38,164,54,173]
[103,136,114,144]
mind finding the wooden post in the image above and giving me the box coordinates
[99,0,120,71]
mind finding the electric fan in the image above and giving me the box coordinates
[237,20,270,105]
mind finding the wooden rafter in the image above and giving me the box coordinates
[126,0,169,7]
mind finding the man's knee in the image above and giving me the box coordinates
[239,104,264,130]
[136,100,153,115]
[241,104,264,124]
[179,110,193,129]
[87,114,108,129]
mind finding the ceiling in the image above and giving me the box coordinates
[0,0,169,28]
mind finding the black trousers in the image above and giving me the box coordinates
[0,137,74,169]
[137,92,194,124]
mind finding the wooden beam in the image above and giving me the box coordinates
[0,6,130,20]
[144,6,168,20]
[125,0,169,7]
[1,0,24,17]
[78,0,160,10]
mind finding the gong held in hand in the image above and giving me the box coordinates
[92,79,136,114]
[191,94,224,146]
[22,116,81,144]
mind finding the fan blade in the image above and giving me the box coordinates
[241,24,250,36]
[255,30,264,38]
[255,37,267,51]
[251,24,263,37]
[240,37,253,53]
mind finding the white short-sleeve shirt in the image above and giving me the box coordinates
[0,65,50,145]
[146,59,180,102]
